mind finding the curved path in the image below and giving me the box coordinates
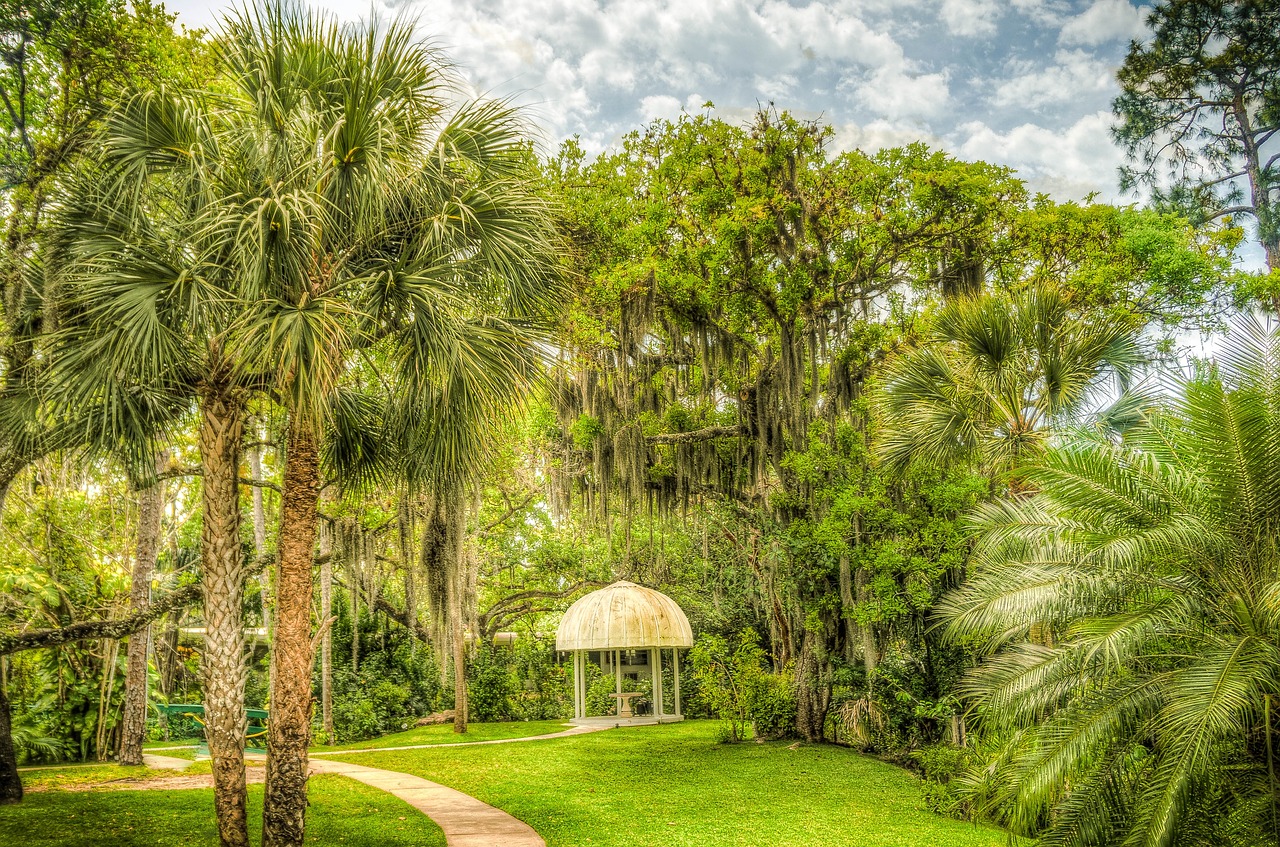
[309,757,543,847]
[309,723,605,756]
[152,724,613,846]
[306,724,612,846]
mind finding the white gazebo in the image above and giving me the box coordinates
[556,580,693,725]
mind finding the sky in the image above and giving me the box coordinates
[165,0,1153,204]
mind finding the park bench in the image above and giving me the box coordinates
[154,703,270,749]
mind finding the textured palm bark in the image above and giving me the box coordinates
[198,385,250,847]
[263,420,319,847]
[118,456,166,766]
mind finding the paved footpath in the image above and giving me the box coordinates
[159,724,612,846]
[309,757,544,847]
[141,753,194,771]
[309,723,605,756]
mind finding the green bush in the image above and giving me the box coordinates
[689,629,795,742]
[912,743,973,817]
[331,698,380,742]
[467,646,516,722]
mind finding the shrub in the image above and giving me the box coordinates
[467,645,516,722]
[689,629,795,742]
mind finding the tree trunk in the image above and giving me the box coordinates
[794,632,831,743]
[399,497,416,657]
[0,457,28,802]
[452,608,467,734]
[0,661,19,805]
[319,524,333,745]
[263,419,319,847]
[854,568,878,679]
[198,384,250,847]
[118,453,167,766]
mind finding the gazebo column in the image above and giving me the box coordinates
[574,651,584,719]
[674,649,682,717]
[614,649,622,716]
[650,647,661,718]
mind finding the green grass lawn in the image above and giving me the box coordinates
[311,718,573,751]
[144,737,203,749]
[16,764,164,791]
[0,773,445,846]
[331,720,1012,847]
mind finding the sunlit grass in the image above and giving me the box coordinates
[0,773,445,846]
[311,719,572,751]
[331,720,1015,847]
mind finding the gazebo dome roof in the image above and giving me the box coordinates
[556,580,693,651]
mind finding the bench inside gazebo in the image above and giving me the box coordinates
[556,580,693,726]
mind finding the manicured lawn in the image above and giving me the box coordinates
[312,719,572,751]
[0,773,445,846]
[144,737,203,748]
[17,764,164,791]
[332,720,1013,847]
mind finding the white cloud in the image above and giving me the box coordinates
[638,93,707,122]
[991,49,1115,109]
[850,65,951,122]
[830,119,943,153]
[940,0,1002,38]
[953,111,1125,200]
[1059,0,1147,46]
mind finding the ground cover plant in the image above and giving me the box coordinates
[330,721,1013,847]
[0,774,445,847]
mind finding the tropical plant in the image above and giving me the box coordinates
[878,284,1145,478]
[936,317,1280,846]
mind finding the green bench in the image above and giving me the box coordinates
[154,703,270,749]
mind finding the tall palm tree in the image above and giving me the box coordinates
[212,7,559,844]
[937,317,1280,847]
[879,284,1145,478]
[56,8,557,843]
[52,128,259,845]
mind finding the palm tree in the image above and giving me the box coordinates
[56,7,557,842]
[937,317,1280,847]
[879,284,1145,478]
[53,131,258,845]
[210,7,558,844]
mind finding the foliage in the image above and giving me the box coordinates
[938,318,1280,846]
[689,630,795,742]
[879,283,1145,477]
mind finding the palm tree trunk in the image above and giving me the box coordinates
[118,453,167,766]
[263,419,319,847]
[198,384,250,847]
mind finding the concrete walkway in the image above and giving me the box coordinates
[309,723,606,757]
[309,758,543,847]
[141,753,194,771]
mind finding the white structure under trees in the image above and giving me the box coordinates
[556,580,693,725]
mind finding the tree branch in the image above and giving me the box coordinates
[0,555,274,655]
[646,425,746,445]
